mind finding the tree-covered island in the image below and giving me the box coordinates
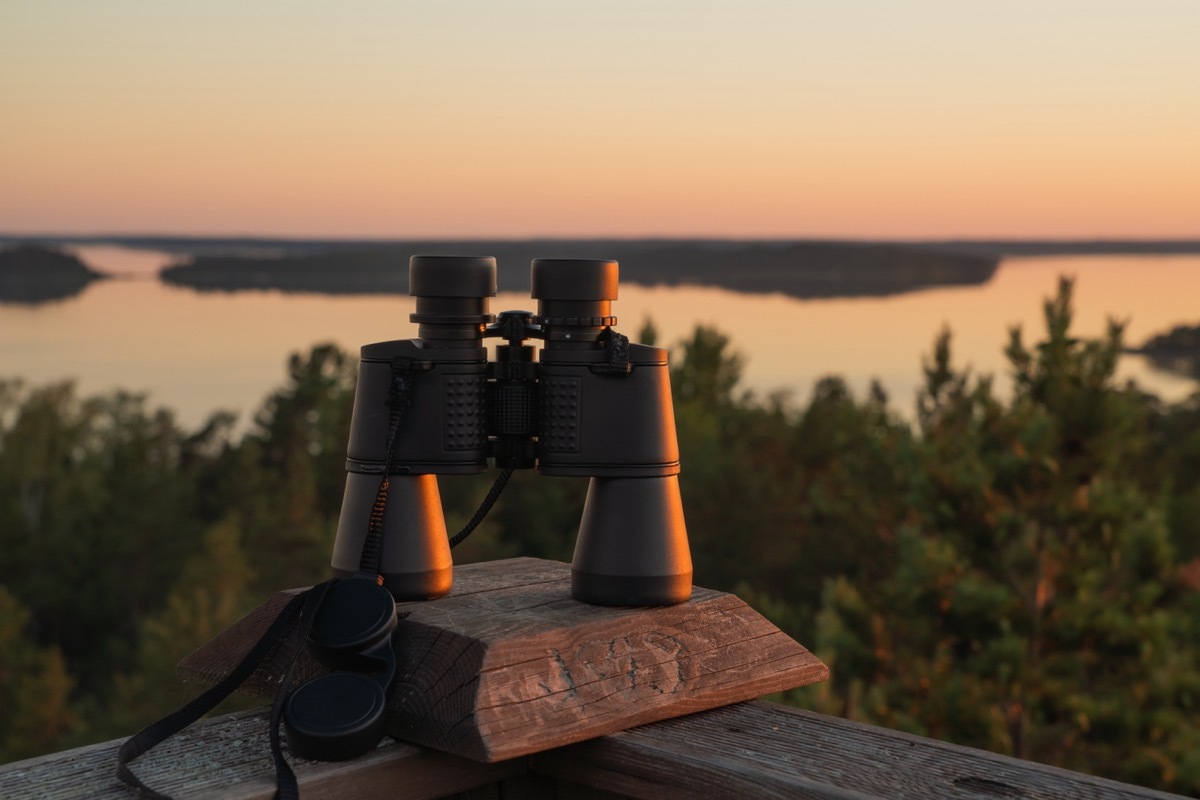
[0,244,105,304]
[158,240,999,298]
[1129,323,1200,380]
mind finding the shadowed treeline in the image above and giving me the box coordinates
[7,234,1200,305]
[155,239,1000,299]
[0,245,105,304]
[2,278,1200,793]
[1129,323,1200,381]
[2,238,1003,302]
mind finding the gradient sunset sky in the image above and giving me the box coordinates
[2,1,1197,239]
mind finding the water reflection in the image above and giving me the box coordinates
[1,247,1196,432]
[60,244,184,278]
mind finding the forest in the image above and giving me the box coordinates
[2,277,1199,794]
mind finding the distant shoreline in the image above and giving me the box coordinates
[3,233,1200,257]
[150,239,1003,300]
[4,235,1200,306]
[1126,323,1200,381]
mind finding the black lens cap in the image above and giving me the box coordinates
[309,580,397,653]
[283,672,388,761]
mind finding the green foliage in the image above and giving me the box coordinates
[92,518,260,742]
[0,585,77,761]
[1146,391,1200,561]
[671,329,915,644]
[671,325,746,409]
[0,346,354,762]
[234,343,358,589]
[810,278,1200,793]
[0,381,220,690]
[3,282,1200,796]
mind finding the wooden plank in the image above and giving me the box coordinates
[4,702,1183,799]
[391,581,826,761]
[178,558,829,763]
[531,701,1186,800]
[0,708,522,800]
[175,557,569,695]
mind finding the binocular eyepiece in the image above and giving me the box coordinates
[330,255,692,607]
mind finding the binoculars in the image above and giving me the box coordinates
[329,255,692,607]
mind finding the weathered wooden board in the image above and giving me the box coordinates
[1,703,1183,799]
[178,558,828,762]
[533,701,1187,800]
[0,708,520,800]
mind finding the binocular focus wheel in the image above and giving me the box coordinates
[283,672,389,762]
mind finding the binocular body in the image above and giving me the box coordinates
[330,256,692,607]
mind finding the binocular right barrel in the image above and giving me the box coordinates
[330,254,692,606]
[532,258,680,478]
[530,258,690,606]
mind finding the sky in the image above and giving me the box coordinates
[2,1,1198,240]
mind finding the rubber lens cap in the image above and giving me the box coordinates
[283,673,388,761]
[309,580,397,652]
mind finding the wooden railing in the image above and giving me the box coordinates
[0,558,1185,799]
[1,701,1183,799]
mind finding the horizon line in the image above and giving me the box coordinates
[4,232,1200,246]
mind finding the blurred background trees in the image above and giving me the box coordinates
[805,280,1200,790]
[2,278,1198,793]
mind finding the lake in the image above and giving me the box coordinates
[2,244,1197,433]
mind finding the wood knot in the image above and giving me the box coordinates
[952,776,1026,797]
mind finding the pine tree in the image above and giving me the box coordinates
[94,518,258,741]
[812,278,1200,792]
[0,586,78,762]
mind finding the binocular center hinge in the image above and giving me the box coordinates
[486,310,540,345]
[488,358,538,381]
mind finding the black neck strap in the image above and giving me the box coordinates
[116,353,518,798]
[116,580,335,800]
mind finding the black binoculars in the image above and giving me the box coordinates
[329,255,692,607]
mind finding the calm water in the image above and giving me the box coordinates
[2,245,1197,432]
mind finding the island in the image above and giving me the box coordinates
[0,243,105,304]
[158,239,1001,299]
[1129,323,1200,381]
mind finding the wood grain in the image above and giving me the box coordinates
[532,701,1186,800]
[179,558,828,762]
[3,703,1183,799]
[0,708,520,800]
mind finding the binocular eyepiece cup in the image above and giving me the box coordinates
[531,258,618,345]
[409,255,497,343]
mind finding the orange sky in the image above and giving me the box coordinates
[2,1,1198,239]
